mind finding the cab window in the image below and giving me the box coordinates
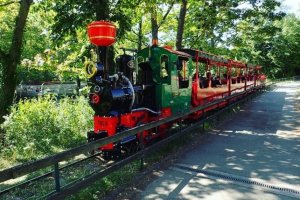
[178,59,189,88]
[160,55,169,78]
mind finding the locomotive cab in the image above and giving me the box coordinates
[136,46,193,114]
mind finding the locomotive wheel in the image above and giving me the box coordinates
[102,149,122,160]
[121,140,139,157]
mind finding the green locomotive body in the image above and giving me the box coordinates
[136,46,193,114]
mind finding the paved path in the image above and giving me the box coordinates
[141,81,300,200]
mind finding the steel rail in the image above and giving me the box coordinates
[54,80,283,200]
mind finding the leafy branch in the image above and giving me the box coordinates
[157,1,175,29]
[123,36,148,46]
[0,0,20,7]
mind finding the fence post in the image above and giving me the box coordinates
[54,163,61,192]
[139,133,144,170]
[179,119,183,131]
[202,108,205,130]
[216,102,220,123]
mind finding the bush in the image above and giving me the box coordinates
[17,67,58,84]
[1,96,93,162]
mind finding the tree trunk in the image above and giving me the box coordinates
[95,0,109,20]
[151,7,159,45]
[0,0,33,125]
[94,0,116,76]
[137,19,143,51]
[151,2,174,46]
[176,0,187,50]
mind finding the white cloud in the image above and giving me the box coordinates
[280,0,300,16]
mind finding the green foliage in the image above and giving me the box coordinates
[0,62,2,85]
[232,13,300,78]
[68,161,141,200]
[268,15,300,77]
[0,1,86,84]
[21,4,55,60]
[50,0,137,43]
[0,1,18,53]
[17,67,58,83]
[0,2,53,61]
[1,96,93,161]
[185,0,241,50]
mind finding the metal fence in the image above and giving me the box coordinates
[294,76,300,81]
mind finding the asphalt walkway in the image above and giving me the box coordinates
[141,81,300,200]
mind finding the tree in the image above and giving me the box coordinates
[231,0,285,76]
[267,15,300,77]
[176,0,187,49]
[184,0,242,51]
[50,0,139,74]
[0,0,33,124]
[117,0,176,50]
[150,1,175,44]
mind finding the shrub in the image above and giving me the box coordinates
[17,67,58,84]
[1,96,93,161]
